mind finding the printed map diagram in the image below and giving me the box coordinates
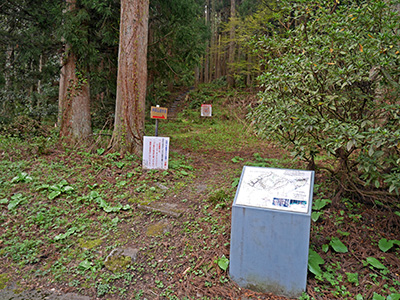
[235,166,313,213]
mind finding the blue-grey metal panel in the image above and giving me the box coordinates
[229,167,314,298]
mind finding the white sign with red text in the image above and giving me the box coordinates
[201,104,212,117]
[142,136,170,170]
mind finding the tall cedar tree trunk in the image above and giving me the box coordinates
[227,0,235,87]
[204,0,211,83]
[58,0,92,141]
[109,0,149,155]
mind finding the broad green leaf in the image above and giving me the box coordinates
[345,272,359,286]
[90,191,100,198]
[378,238,394,252]
[54,227,77,240]
[78,260,93,271]
[366,257,386,270]
[36,184,49,191]
[355,294,363,300]
[322,244,329,253]
[59,179,69,186]
[111,204,123,212]
[122,204,131,210]
[231,156,244,163]
[0,198,8,204]
[216,255,229,271]
[11,172,32,183]
[308,249,324,277]
[66,227,77,235]
[311,211,323,222]
[116,162,125,169]
[62,186,74,193]
[372,293,385,300]
[54,232,68,240]
[337,229,350,236]
[98,198,108,208]
[8,199,20,210]
[374,180,380,189]
[312,199,330,211]
[49,184,61,191]
[330,237,348,253]
[387,293,400,300]
[231,177,240,188]
[48,190,61,200]
[347,139,354,151]
[103,205,113,213]
[7,194,25,210]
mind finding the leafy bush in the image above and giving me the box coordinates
[0,115,49,138]
[249,0,400,202]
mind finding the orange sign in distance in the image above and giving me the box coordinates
[150,106,168,119]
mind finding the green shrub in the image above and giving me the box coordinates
[249,0,400,201]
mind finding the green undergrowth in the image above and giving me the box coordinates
[0,85,399,299]
[304,184,400,300]
[151,89,260,153]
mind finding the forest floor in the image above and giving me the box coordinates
[0,85,400,300]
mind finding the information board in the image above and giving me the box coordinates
[142,136,169,170]
[235,166,313,213]
[201,104,212,117]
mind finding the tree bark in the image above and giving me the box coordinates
[215,33,221,79]
[227,0,236,87]
[109,0,150,155]
[58,0,92,142]
[204,0,211,83]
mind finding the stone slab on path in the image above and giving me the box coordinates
[138,202,183,218]
[0,281,90,300]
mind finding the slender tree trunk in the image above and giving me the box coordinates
[4,46,13,111]
[210,0,217,82]
[37,54,43,95]
[58,0,92,141]
[222,31,228,77]
[227,0,236,87]
[204,0,211,83]
[246,53,252,87]
[215,33,221,79]
[109,0,150,155]
[194,66,200,87]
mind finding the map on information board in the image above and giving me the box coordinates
[234,166,313,213]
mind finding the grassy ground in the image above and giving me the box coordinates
[0,84,400,299]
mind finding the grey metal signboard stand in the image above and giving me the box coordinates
[229,166,314,298]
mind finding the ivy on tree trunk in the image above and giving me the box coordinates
[58,0,92,142]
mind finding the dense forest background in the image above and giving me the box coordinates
[1,0,400,211]
[0,0,256,128]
